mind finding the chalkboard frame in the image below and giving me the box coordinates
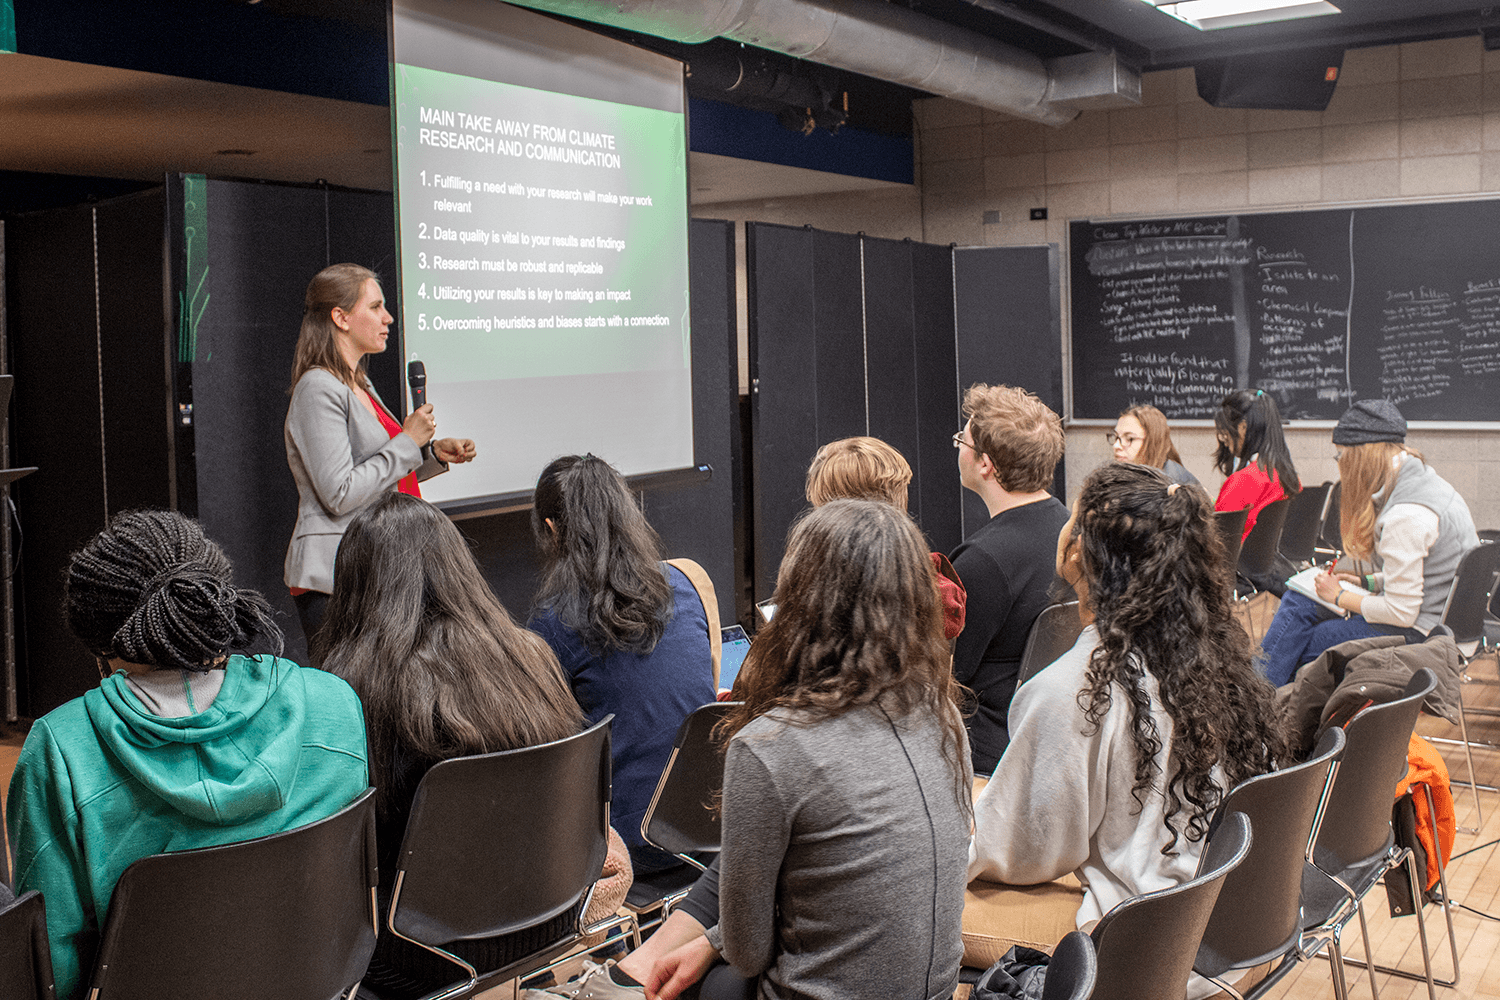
[1065,192,1500,428]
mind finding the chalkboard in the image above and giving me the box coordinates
[1069,199,1500,421]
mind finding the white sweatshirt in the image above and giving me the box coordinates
[968,626,1204,926]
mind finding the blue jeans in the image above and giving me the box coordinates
[1258,591,1419,686]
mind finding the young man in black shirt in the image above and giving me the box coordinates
[950,384,1070,776]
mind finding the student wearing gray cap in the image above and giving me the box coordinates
[1258,399,1478,686]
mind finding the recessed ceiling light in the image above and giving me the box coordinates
[1142,0,1340,30]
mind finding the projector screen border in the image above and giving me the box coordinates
[440,463,713,521]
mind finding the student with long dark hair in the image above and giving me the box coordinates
[9,510,368,1000]
[965,464,1284,994]
[1258,400,1478,685]
[317,492,631,998]
[528,454,717,874]
[1213,388,1300,542]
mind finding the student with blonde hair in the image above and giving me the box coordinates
[1258,399,1477,685]
[806,436,965,639]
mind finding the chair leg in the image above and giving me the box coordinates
[1455,672,1486,833]
[1353,901,1379,1000]
[1334,842,1458,990]
[1328,925,1352,1000]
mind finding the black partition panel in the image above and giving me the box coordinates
[645,219,741,625]
[747,224,862,601]
[954,244,1063,533]
[750,227,1061,602]
[185,178,399,666]
[747,226,1056,602]
[7,189,172,716]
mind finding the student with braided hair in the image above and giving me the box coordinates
[6,509,369,1000]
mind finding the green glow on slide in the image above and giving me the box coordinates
[393,62,691,382]
[0,0,16,53]
[178,175,209,363]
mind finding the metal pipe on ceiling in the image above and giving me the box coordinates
[502,0,1140,126]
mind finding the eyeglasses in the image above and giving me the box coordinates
[952,431,974,450]
[1105,432,1143,447]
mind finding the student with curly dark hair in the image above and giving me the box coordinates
[528,454,717,874]
[965,464,1284,992]
[8,510,368,1000]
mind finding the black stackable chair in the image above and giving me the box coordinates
[84,788,379,1000]
[1193,728,1346,999]
[1015,602,1083,689]
[1279,482,1334,569]
[0,890,55,1000]
[1042,930,1097,1000]
[1088,812,1252,1000]
[626,702,738,929]
[383,717,637,1000]
[1215,508,1248,577]
[1299,670,1441,1000]
[1236,497,1291,597]
[1431,541,1500,831]
[1315,482,1344,562]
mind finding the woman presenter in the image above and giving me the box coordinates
[284,263,475,645]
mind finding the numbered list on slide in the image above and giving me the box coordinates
[393,63,690,388]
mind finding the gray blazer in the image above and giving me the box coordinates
[283,368,445,593]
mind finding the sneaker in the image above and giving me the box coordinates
[520,960,644,1000]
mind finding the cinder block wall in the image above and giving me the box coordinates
[696,36,1500,528]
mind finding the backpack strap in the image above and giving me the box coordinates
[666,558,722,687]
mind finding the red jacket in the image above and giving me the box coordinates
[1216,462,1286,542]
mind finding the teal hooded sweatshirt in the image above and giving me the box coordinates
[7,654,369,1000]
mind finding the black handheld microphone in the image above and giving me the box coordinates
[407,360,427,410]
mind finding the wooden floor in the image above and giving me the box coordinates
[1254,651,1500,1000]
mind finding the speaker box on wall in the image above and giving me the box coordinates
[1195,47,1345,111]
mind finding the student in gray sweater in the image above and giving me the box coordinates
[619,500,972,1000]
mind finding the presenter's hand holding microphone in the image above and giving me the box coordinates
[407,360,477,465]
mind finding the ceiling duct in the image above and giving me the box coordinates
[503,0,1142,126]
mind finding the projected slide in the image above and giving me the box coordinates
[391,0,692,506]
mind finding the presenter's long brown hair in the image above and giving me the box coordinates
[722,499,970,803]
[317,492,582,823]
[289,263,377,392]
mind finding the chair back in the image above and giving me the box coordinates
[1195,728,1346,978]
[1319,481,1343,553]
[1237,497,1291,580]
[1090,812,1251,1000]
[1440,541,1500,645]
[86,788,378,1000]
[1016,602,1083,689]
[1214,508,1247,571]
[642,702,737,857]
[1312,670,1436,873]
[1279,482,1332,566]
[0,891,54,1000]
[1042,930,1097,1000]
[390,716,613,945]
